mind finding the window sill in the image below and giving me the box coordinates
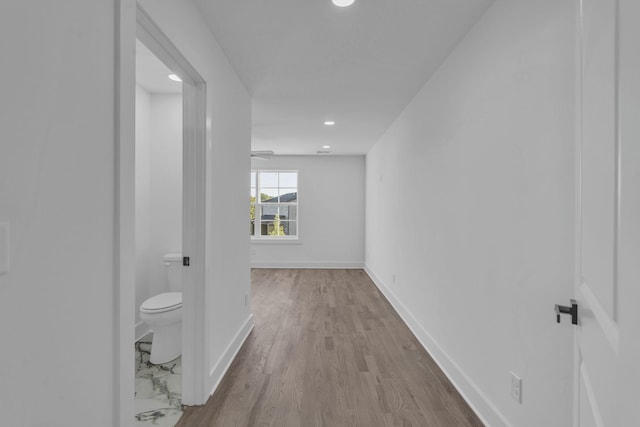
[250,238,302,245]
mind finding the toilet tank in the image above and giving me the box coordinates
[163,253,183,292]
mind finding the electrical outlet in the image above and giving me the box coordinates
[510,372,522,403]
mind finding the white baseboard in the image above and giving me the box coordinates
[135,321,151,342]
[251,260,364,269]
[207,314,255,397]
[363,264,511,427]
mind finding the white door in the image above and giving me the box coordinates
[574,0,640,426]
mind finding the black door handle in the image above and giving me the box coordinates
[555,299,578,325]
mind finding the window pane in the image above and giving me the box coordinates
[258,206,295,236]
[250,172,256,187]
[250,188,256,199]
[260,188,279,202]
[260,205,279,221]
[278,206,289,220]
[279,172,297,188]
[283,221,297,236]
[278,206,297,221]
[274,221,295,236]
[263,220,292,236]
[250,220,255,236]
[260,220,286,236]
[279,189,297,203]
[259,171,278,187]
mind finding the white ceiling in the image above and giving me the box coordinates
[194,0,494,155]
[136,40,183,94]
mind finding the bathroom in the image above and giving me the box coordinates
[134,39,184,425]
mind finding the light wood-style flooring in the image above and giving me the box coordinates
[176,269,484,427]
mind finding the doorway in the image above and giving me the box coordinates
[134,37,184,424]
[116,3,208,424]
[136,3,208,407]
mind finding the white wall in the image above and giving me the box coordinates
[135,89,182,336]
[365,1,575,426]
[0,0,251,423]
[251,156,365,269]
[139,0,253,399]
[0,2,117,425]
[148,94,182,294]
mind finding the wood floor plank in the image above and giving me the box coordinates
[176,269,484,427]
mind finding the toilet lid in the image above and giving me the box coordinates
[141,292,182,313]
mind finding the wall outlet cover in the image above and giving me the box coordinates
[510,371,522,403]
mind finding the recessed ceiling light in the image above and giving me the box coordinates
[332,0,355,7]
[324,121,335,126]
[168,74,182,82]
[322,145,331,149]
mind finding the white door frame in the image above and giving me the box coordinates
[116,3,209,423]
[136,4,208,407]
[115,0,136,424]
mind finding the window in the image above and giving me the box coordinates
[250,170,298,239]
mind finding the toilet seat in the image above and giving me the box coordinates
[140,292,182,314]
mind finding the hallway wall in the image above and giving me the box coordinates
[365,1,575,426]
[0,2,118,425]
[0,0,252,424]
[139,0,253,401]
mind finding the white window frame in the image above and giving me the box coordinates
[251,169,299,240]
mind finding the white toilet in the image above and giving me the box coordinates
[140,253,183,364]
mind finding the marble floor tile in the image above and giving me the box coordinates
[135,334,183,426]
